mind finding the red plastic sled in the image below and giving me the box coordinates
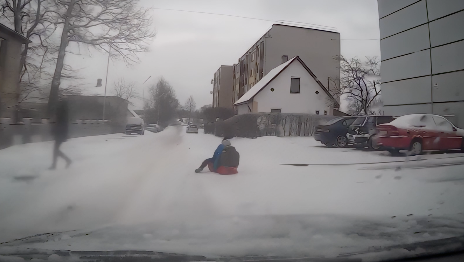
[208,163,238,175]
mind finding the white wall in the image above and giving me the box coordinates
[253,60,332,115]
[236,104,250,115]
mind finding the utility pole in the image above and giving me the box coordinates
[102,45,111,121]
[142,76,151,122]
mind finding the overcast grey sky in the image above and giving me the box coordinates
[67,0,380,110]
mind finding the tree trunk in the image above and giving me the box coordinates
[13,0,22,33]
[19,43,29,80]
[48,0,76,115]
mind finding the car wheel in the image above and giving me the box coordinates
[336,136,348,148]
[324,140,336,148]
[410,139,423,155]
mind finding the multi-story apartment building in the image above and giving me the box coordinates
[212,65,234,109]
[231,23,341,105]
[377,0,464,127]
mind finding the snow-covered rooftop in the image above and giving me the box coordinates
[234,56,339,108]
[234,57,296,105]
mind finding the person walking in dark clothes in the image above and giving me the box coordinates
[50,99,72,170]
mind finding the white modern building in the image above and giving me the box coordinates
[378,0,464,127]
[234,56,339,115]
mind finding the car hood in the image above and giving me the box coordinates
[2,214,464,261]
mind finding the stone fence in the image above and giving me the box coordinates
[0,118,123,150]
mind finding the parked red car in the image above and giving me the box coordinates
[377,114,464,155]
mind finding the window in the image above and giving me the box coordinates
[352,117,366,126]
[316,111,320,115]
[271,109,281,113]
[290,78,300,93]
[344,118,356,126]
[324,110,327,115]
[376,116,394,125]
[432,115,454,132]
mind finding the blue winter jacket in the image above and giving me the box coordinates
[212,144,225,171]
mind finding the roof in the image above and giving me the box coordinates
[273,22,339,34]
[234,56,340,108]
[0,23,30,43]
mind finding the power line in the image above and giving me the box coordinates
[152,7,274,22]
[151,7,337,32]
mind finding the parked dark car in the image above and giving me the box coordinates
[314,117,359,147]
[347,115,395,149]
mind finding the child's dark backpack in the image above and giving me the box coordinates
[219,146,240,167]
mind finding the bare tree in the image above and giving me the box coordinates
[330,56,381,115]
[47,0,155,114]
[1,0,56,76]
[112,78,138,105]
[184,95,196,122]
[145,78,179,125]
[1,0,59,110]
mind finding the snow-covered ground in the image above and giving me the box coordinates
[1,126,464,260]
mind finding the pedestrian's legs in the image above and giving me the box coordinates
[50,141,72,170]
[195,158,213,173]
[199,158,213,169]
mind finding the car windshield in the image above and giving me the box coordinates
[1,1,464,261]
[322,117,343,125]
[352,117,366,126]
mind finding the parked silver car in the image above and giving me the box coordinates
[186,124,199,133]
[146,124,161,133]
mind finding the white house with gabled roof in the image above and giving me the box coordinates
[234,56,339,115]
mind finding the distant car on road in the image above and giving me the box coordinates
[186,124,199,133]
[146,124,161,133]
[347,115,395,150]
[377,114,464,155]
[314,117,359,147]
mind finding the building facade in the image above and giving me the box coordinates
[378,0,464,127]
[0,23,29,119]
[234,57,338,115]
[231,23,341,105]
[212,65,234,109]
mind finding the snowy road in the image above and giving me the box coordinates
[1,126,464,259]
